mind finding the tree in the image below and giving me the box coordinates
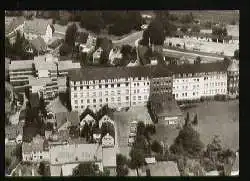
[38,161,46,175]
[80,11,104,33]
[142,19,165,46]
[65,23,78,47]
[194,56,201,64]
[117,154,129,176]
[192,113,198,126]
[69,125,80,138]
[212,26,228,37]
[73,162,100,176]
[180,25,189,33]
[184,112,190,126]
[191,25,201,33]
[129,148,145,176]
[180,13,194,24]
[151,140,163,153]
[136,121,146,137]
[234,49,239,60]
[223,56,231,67]
[170,125,204,158]
[101,122,115,139]
[59,43,71,56]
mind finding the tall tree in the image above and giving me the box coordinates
[151,140,163,153]
[234,49,239,60]
[192,113,198,126]
[65,23,78,47]
[72,162,100,176]
[129,148,145,176]
[170,124,204,158]
[116,154,129,176]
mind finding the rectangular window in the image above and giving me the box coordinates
[99,98,102,102]
[111,97,114,102]
[147,82,150,85]
[81,105,84,109]
[185,93,187,96]
[117,97,121,102]
[134,90,136,94]
[81,100,83,103]
[111,91,115,95]
[74,93,77,98]
[126,89,129,94]
[87,99,90,103]
[117,90,121,95]
[80,86,83,89]
[193,92,195,96]
[81,93,83,97]
[137,89,139,93]
[93,99,96,103]
[111,84,114,88]
[105,91,108,96]
[138,96,141,100]
[126,83,129,87]
[75,106,78,109]
[93,92,96,96]
[87,86,89,89]
[105,84,108,88]
[99,92,102,96]
[137,83,139,86]
[117,83,120,87]
[126,96,129,100]
[134,83,136,86]
[133,102,136,105]
[106,98,108,102]
[99,85,102,88]
[75,100,78,104]
[74,87,77,91]
[133,96,136,100]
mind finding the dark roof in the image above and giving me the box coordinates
[66,111,79,126]
[151,95,182,117]
[166,62,227,74]
[68,65,172,81]
[30,93,40,109]
[55,112,67,129]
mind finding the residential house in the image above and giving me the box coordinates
[5,16,25,44]
[149,95,183,126]
[102,133,115,147]
[108,47,123,66]
[23,19,53,44]
[99,115,114,128]
[102,147,117,175]
[80,114,96,131]
[147,161,180,176]
[5,121,24,144]
[49,143,103,176]
[22,135,49,162]
[92,47,103,65]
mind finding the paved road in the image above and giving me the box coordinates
[113,31,143,47]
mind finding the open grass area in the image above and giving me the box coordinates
[170,10,239,25]
[152,100,239,151]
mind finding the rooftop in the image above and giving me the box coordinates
[58,60,81,71]
[167,62,227,74]
[22,135,44,154]
[49,143,102,165]
[24,18,53,36]
[34,59,57,71]
[9,60,34,71]
[66,111,80,126]
[151,96,183,117]
[55,112,68,129]
[29,76,55,87]
[102,147,116,168]
[148,161,180,176]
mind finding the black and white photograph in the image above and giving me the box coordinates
[5,10,239,176]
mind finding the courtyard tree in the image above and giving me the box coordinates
[136,121,146,137]
[234,49,239,60]
[116,154,129,176]
[129,148,145,176]
[192,113,198,126]
[151,140,163,153]
[73,162,100,176]
[170,124,204,158]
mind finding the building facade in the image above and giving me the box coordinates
[169,63,228,101]
[68,67,151,113]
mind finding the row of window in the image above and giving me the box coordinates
[74,102,131,110]
[153,88,172,92]
[74,96,131,105]
[204,82,227,87]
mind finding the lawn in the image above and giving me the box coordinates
[152,100,239,151]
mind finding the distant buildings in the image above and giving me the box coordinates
[227,59,239,96]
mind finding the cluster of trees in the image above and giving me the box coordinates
[212,26,228,37]
[116,154,129,176]
[5,32,34,60]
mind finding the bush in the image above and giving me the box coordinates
[59,43,72,56]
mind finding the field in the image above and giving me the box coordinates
[170,10,239,25]
[152,100,239,151]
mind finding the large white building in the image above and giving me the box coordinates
[169,62,228,101]
[68,66,152,113]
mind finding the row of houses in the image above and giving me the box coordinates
[68,60,239,113]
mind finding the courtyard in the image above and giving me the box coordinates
[152,100,239,151]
